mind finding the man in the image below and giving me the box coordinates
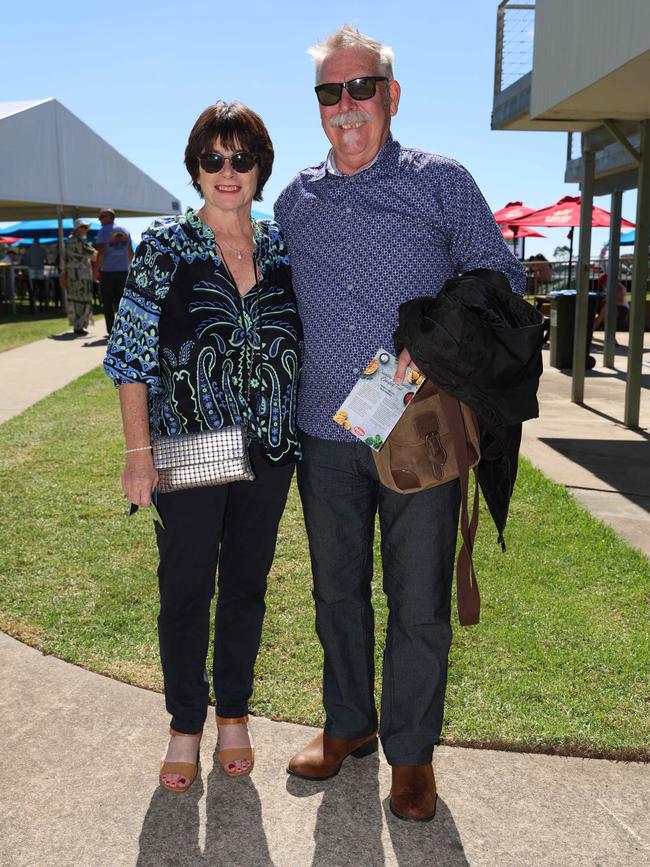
[275,24,525,822]
[21,238,47,311]
[593,272,629,331]
[95,207,133,335]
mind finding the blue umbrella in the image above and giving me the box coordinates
[10,237,58,245]
[620,229,636,246]
[0,218,101,240]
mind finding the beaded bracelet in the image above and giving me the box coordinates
[125,445,152,454]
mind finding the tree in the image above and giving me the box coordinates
[553,245,571,260]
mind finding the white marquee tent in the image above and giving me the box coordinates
[0,98,181,221]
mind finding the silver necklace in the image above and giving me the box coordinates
[218,234,253,261]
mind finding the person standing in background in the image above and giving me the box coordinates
[21,238,48,311]
[95,207,133,335]
[63,218,96,336]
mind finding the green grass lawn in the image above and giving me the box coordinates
[0,309,71,352]
[1,367,648,760]
[0,303,104,352]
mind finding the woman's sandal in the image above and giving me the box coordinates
[159,728,202,794]
[216,715,255,778]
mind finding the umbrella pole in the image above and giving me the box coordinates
[566,228,574,290]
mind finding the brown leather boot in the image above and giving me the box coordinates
[389,764,437,822]
[287,731,378,781]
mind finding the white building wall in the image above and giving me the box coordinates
[530,0,650,118]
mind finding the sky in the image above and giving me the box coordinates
[2,0,638,259]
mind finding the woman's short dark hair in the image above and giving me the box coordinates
[184,101,274,202]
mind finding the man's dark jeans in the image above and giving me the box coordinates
[100,270,127,335]
[298,431,460,766]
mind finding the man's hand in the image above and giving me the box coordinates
[121,452,158,507]
[394,348,421,385]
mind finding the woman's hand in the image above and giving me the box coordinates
[121,452,159,507]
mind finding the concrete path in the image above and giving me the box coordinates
[520,332,650,556]
[2,632,649,867]
[1,324,649,866]
[0,318,108,424]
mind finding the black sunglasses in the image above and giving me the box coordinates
[314,76,388,106]
[199,151,258,174]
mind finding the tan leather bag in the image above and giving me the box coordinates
[372,379,483,626]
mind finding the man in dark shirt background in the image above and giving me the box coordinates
[95,207,133,336]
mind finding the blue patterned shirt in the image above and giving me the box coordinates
[274,135,526,441]
[103,208,302,463]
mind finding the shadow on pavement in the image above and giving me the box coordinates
[384,798,469,867]
[204,756,273,866]
[578,403,650,438]
[137,775,205,866]
[540,438,650,508]
[137,750,273,866]
[82,337,109,347]
[288,751,385,866]
[48,331,78,341]
[287,752,468,866]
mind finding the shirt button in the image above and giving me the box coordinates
[348,324,355,331]
[345,206,352,214]
[346,283,353,291]
[353,367,359,374]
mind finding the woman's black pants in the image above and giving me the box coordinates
[154,443,294,734]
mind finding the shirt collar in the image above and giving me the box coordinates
[183,206,262,254]
[312,133,397,181]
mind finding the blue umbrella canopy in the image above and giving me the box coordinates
[11,237,58,245]
[0,218,101,240]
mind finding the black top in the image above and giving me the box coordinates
[104,208,302,464]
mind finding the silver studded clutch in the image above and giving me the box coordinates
[152,424,255,493]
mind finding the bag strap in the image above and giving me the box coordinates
[439,392,481,626]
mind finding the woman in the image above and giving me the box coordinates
[64,218,96,335]
[104,102,302,793]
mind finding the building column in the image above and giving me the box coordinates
[571,148,595,403]
[603,190,623,368]
[624,119,650,428]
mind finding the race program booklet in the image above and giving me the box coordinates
[333,349,426,451]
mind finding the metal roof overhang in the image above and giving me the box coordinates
[492,50,650,133]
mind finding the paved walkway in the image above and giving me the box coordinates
[520,331,650,556]
[0,318,108,424]
[0,323,649,866]
[2,632,648,867]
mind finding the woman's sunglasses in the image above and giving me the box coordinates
[199,151,258,174]
[314,76,388,107]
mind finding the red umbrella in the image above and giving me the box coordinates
[0,236,22,244]
[507,195,635,287]
[506,195,635,230]
[500,225,545,240]
[493,201,536,224]
[493,202,538,259]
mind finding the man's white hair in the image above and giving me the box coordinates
[308,24,395,80]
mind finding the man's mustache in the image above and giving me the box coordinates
[328,110,371,128]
